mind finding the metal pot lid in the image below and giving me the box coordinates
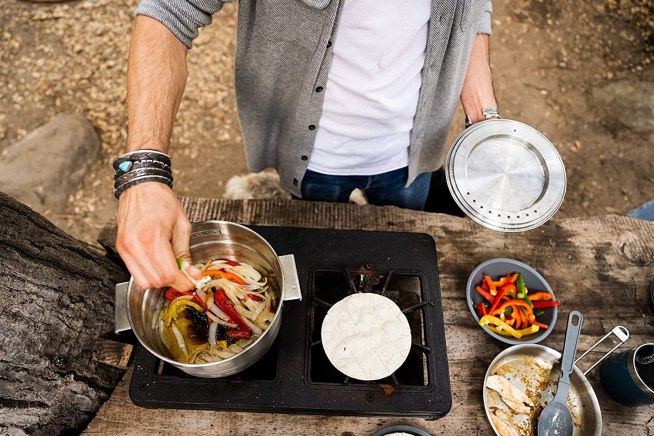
[445,119,566,232]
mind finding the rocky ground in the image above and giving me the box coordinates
[1,0,652,247]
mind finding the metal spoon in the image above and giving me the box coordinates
[537,310,584,436]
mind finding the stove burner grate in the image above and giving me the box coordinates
[309,265,429,386]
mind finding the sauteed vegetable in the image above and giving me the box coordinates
[475,272,559,339]
[153,258,276,364]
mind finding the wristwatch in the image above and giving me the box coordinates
[465,107,501,128]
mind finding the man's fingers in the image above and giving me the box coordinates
[117,242,161,290]
[169,218,196,289]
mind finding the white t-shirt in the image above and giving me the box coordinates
[308,0,431,176]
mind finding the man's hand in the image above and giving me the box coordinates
[115,182,194,291]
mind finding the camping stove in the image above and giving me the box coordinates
[129,226,452,419]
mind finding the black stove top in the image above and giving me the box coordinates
[129,226,452,419]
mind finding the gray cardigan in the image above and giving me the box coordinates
[135,0,492,197]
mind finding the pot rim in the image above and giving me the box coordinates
[628,343,654,397]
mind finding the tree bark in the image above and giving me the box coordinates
[0,191,129,435]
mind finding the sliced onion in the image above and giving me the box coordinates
[251,298,267,321]
[236,338,255,348]
[255,310,275,330]
[234,305,263,335]
[233,264,262,282]
[222,284,243,306]
[158,320,166,345]
[189,348,212,363]
[227,343,244,354]
[214,350,235,359]
[208,321,218,345]
[195,287,207,302]
[243,297,261,314]
[171,323,188,360]
[207,311,237,328]
[151,308,162,331]
[205,291,214,309]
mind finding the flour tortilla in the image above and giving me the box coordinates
[321,293,412,381]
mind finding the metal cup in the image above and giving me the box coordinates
[600,343,654,406]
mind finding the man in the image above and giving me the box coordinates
[115,0,498,291]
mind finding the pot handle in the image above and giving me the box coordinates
[114,281,132,333]
[279,254,302,301]
[575,325,629,375]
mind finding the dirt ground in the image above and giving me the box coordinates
[1,0,653,246]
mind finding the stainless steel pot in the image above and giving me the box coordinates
[114,221,301,378]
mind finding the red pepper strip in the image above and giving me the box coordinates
[528,291,554,301]
[226,330,252,339]
[476,286,494,302]
[512,306,522,329]
[492,299,534,318]
[483,275,498,296]
[501,283,517,295]
[532,320,549,329]
[477,302,487,317]
[192,293,207,310]
[488,286,508,314]
[214,289,252,336]
[202,269,248,285]
[505,318,515,326]
[491,277,509,288]
[165,288,192,300]
[218,259,240,267]
[532,300,561,309]
[247,293,264,302]
[507,273,519,284]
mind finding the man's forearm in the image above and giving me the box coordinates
[460,33,497,124]
[127,16,189,152]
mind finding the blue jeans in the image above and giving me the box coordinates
[300,167,431,211]
[628,199,654,221]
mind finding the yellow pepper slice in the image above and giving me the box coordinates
[486,324,516,337]
[162,299,205,325]
[516,325,540,336]
[479,315,523,339]
[479,315,541,339]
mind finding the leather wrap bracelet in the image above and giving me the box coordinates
[112,149,173,199]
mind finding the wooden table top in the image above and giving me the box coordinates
[86,198,654,435]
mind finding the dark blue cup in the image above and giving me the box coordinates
[600,343,654,407]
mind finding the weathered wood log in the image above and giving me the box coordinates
[0,191,129,435]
